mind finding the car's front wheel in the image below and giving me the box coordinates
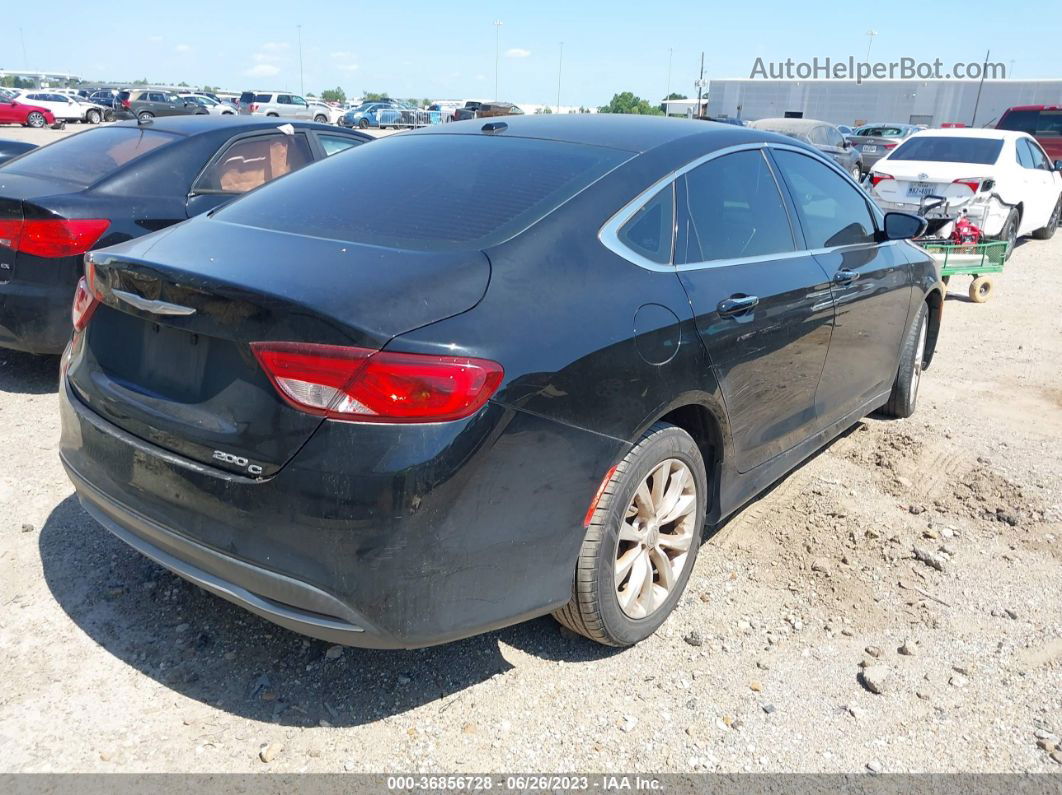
[880,302,928,419]
[86,109,101,124]
[553,423,706,646]
[358,119,369,129]
[137,111,154,124]
[26,111,46,128]
[314,114,328,123]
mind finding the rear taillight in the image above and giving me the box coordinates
[251,342,504,423]
[71,273,100,332]
[249,103,259,112]
[869,173,894,188]
[882,142,898,150]
[952,178,984,193]
[1,219,110,258]
[121,98,131,109]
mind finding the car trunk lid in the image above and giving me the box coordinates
[66,217,491,477]
[870,159,993,207]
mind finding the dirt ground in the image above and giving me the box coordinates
[0,209,1060,773]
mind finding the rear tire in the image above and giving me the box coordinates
[997,208,1019,261]
[553,423,706,647]
[881,302,928,419]
[266,112,279,118]
[851,165,861,182]
[969,275,994,303]
[1032,196,1060,240]
[26,112,46,128]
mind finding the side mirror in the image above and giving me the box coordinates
[882,211,927,241]
[1054,160,1062,171]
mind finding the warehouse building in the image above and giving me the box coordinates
[706,79,1062,127]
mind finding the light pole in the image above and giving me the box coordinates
[493,20,503,100]
[666,48,673,104]
[556,42,563,113]
[297,25,304,97]
[865,29,878,60]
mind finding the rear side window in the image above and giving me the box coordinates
[773,149,876,249]
[889,136,1003,165]
[618,184,674,264]
[1016,139,1037,168]
[0,126,178,186]
[684,150,795,262]
[194,133,313,194]
[255,94,272,103]
[215,134,630,250]
[239,91,255,103]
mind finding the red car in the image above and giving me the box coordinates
[997,105,1062,163]
[0,97,56,128]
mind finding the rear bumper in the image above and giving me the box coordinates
[0,273,76,354]
[59,375,627,648]
[875,195,1010,237]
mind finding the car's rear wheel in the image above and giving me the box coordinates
[880,302,928,419]
[137,111,154,124]
[553,423,706,646]
[850,165,861,182]
[266,112,279,117]
[1032,195,1060,240]
[997,208,1019,260]
[26,112,46,128]
[86,109,101,124]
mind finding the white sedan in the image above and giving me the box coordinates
[9,90,107,124]
[867,128,1062,257]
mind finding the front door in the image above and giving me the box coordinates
[676,147,835,472]
[769,147,914,424]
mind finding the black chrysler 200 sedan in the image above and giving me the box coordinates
[59,115,942,648]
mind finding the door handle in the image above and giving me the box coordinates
[834,269,860,284]
[717,295,759,316]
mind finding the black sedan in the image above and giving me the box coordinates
[60,115,942,649]
[749,117,863,181]
[0,116,370,354]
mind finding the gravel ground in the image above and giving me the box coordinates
[0,195,1060,774]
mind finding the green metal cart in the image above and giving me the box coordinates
[919,239,1008,303]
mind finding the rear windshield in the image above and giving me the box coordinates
[0,126,179,186]
[215,134,630,250]
[855,126,907,137]
[239,91,255,102]
[888,136,1003,165]
[998,109,1062,137]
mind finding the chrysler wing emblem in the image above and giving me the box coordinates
[112,289,197,316]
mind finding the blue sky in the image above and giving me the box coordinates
[5,1,1059,105]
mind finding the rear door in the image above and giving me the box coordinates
[770,147,913,424]
[675,147,835,472]
[1017,137,1061,231]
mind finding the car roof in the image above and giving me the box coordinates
[749,118,834,133]
[410,114,772,154]
[1002,105,1060,112]
[908,128,1026,140]
[108,116,347,136]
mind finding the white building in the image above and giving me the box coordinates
[706,79,1062,127]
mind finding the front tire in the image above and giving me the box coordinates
[553,423,706,646]
[881,302,928,419]
[358,118,370,129]
[26,112,46,128]
[1032,195,1060,240]
[137,111,154,124]
[86,109,101,124]
[314,114,328,123]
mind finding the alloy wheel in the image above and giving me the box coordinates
[614,458,697,619]
[27,112,45,128]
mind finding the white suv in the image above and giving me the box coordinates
[237,91,313,120]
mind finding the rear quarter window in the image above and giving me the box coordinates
[215,134,630,250]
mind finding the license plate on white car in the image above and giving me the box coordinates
[861,145,878,153]
[906,182,935,197]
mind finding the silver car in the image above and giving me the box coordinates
[237,91,313,120]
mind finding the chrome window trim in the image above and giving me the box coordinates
[600,141,886,273]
